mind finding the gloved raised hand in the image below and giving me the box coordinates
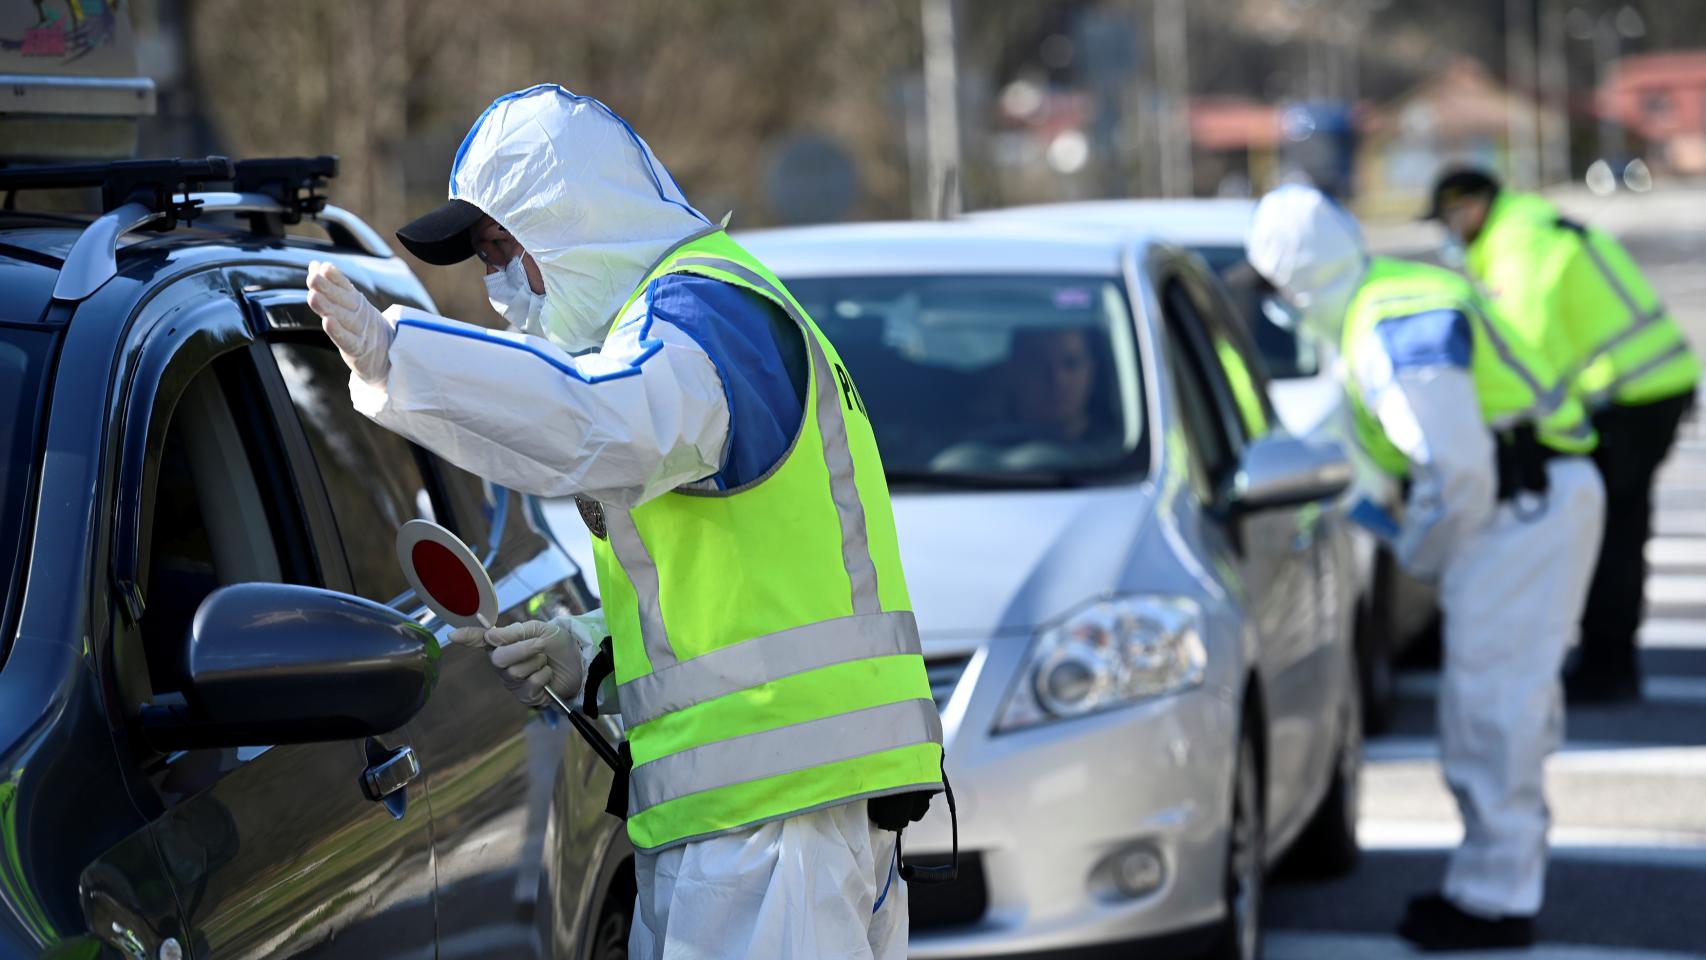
[484,619,587,708]
[306,260,393,383]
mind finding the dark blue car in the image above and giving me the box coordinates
[0,158,632,960]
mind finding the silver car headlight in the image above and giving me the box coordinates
[996,596,1207,732]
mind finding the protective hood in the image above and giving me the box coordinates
[449,84,711,350]
[1245,185,1367,342]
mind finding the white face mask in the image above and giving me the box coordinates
[1291,272,1360,343]
[484,258,548,338]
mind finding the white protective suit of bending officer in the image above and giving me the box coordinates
[302,85,913,960]
[1246,187,1604,951]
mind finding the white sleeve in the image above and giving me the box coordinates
[1352,348,1495,581]
[349,302,730,507]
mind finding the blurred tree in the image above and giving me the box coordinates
[172,0,922,321]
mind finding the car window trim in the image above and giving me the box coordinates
[1157,264,1252,455]
[111,284,259,623]
[247,336,362,596]
[1178,256,1279,431]
[248,289,470,601]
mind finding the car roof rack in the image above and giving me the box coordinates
[0,156,235,229]
[0,154,395,303]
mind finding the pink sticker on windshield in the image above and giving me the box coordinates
[1052,288,1092,309]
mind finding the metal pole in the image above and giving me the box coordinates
[1538,0,1571,184]
[1506,0,1540,188]
[921,0,962,217]
[1594,12,1625,166]
[1153,0,1190,198]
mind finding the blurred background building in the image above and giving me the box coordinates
[8,0,1706,318]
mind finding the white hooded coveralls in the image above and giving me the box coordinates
[350,85,908,960]
[1247,186,1604,917]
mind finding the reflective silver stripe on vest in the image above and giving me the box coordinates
[1585,340,1695,408]
[604,507,676,671]
[628,697,943,815]
[618,610,922,728]
[1571,236,1675,380]
[1553,418,1596,442]
[1463,298,1570,419]
[673,255,883,616]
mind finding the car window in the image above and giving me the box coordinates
[1159,278,1236,497]
[1178,264,1272,442]
[785,274,1148,485]
[436,458,502,562]
[1194,244,1321,380]
[270,342,435,603]
[0,327,55,651]
[138,359,287,690]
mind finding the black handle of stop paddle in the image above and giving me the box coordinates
[544,688,622,771]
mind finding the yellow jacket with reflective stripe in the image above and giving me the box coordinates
[1344,258,1595,477]
[1467,190,1700,409]
[586,229,943,852]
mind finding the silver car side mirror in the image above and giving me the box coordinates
[1231,434,1353,512]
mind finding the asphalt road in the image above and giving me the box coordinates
[1267,191,1706,959]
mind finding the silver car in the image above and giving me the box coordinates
[730,220,1363,959]
[975,199,1439,730]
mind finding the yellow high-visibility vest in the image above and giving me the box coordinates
[587,230,943,852]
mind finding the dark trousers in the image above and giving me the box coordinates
[1578,389,1697,674]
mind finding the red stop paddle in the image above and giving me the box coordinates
[396,520,619,770]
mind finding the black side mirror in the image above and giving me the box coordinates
[140,583,440,752]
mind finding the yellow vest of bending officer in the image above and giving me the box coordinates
[1466,190,1700,410]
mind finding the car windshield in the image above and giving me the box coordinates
[785,274,1147,487]
[1194,245,1320,380]
[0,326,54,645]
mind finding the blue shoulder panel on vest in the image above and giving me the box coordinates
[1374,308,1472,371]
[645,274,807,489]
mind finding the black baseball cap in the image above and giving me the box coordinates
[1422,168,1500,221]
[395,198,486,265]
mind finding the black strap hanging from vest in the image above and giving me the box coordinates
[1495,423,1555,521]
[605,740,634,819]
[583,636,615,718]
[870,759,960,885]
[899,772,959,884]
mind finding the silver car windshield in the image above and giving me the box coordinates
[785,274,1148,486]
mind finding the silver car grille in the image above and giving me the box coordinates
[925,654,972,709]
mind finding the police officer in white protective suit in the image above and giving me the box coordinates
[1246,186,1603,951]
[302,84,945,959]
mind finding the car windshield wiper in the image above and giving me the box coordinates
[884,468,1082,490]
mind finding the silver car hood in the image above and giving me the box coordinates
[891,484,1159,642]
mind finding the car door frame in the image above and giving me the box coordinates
[1146,249,1332,846]
[93,265,441,960]
[1178,253,1351,844]
[243,279,634,960]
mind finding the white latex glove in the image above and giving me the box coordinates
[486,619,586,708]
[306,260,394,383]
[447,626,489,649]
